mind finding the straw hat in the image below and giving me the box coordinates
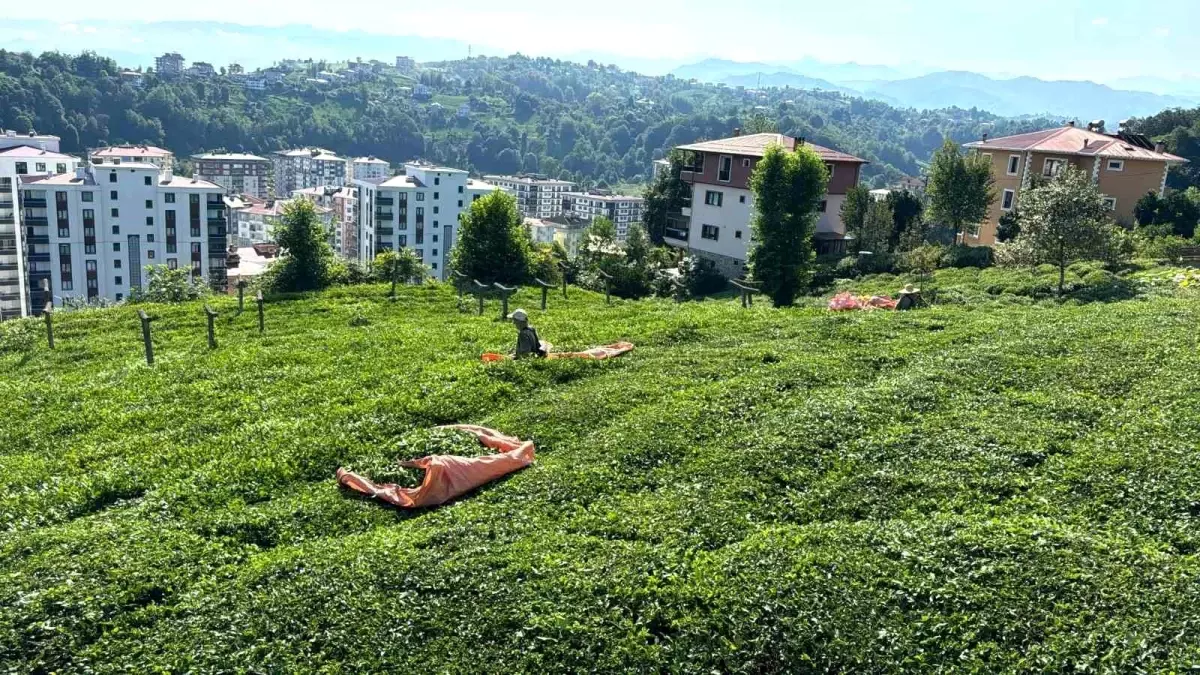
[507,308,529,322]
[898,284,920,295]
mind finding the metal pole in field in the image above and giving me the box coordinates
[534,278,554,311]
[493,283,518,320]
[236,279,247,313]
[43,303,54,349]
[472,280,490,316]
[598,270,613,304]
[729,279,760,309]
[256,291,265,333]
[204,304,218,349]
[137,310,155,365]
[557,261,568,299]
[451,270,468,308]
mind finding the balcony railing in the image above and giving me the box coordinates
[24,216,48,226]
[375,211,394,220]
[27,235,49,245]
[376,196,394,206]
[22,198,47,208]
[377,227,394,235]
[0,199,12,209]
[0,216,13,225]
[29,253,50,262]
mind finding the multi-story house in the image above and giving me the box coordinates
[232,198,333,248]
[292,186,357,257]
[666,132,867,277]
[353,162,494,279]
[155,53,185,78]
[1,129,61,153]
[563,191,645,239]
[0,146,79,319]
[193,153,272,199]
[271,148,348,197]
[963,122,1189,244]
[19,161,227,309]
[91,145,174,169]
[228,63,244,75]
[395,56,415,73]
[186,62,215,78]
[483,174,576,220]
[351,156,390,182]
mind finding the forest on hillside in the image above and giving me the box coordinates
[3,49,1191,190]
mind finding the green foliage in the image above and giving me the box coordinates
[449,190,533,284]
[1014,167,1112,296]
[677,255,726,297]
[1131,107,1200,190]
[1134,189,1200,238]
[265,200,337,293]
[127,265,210,304]
[858,199,895,254]
[926,139,996,240]
[886,189,925,250]
[372,249,426,284]
[642,153,694,244]
[996,208,1022,242]
[839,185,871,244]
[748,144,829,306]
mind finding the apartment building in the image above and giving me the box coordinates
[483,174,576,220]
[1,129,61,153]
[964,122,1188,244]
[19,161,227,309]
[155,53,185,78]
[665,132,867,277]
[0,146,80,319]
[353,162,495,279]
[272,148,348,197]
[395,56,416,73]
[351,156,390,182]
[91,145,174,169]
[292,186,357,256]
[563,191,645,239]
[186,62,216,78]
[232,198,333,248]
[193,153,272,198]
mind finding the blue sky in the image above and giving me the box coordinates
[2,0,1196,84]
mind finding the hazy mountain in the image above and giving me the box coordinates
[668,57,918,85]
[720,72,854,93]
[669,58,785,83]
[1108,75,1200,98]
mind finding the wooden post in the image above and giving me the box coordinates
[256,291,265,333]
[471,280,490,316]
[137,310,155,365]
[451,270,468,307]
[493,283,518,321]
[729,279,760,309]
[389,261,400,300]
[236,279,247,313]
[204,304,218,349]
[43,303,54,349]
[598,270,613,304]
[557,261,569,299]
[534,278,555,310]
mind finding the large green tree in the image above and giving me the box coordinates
[858,199,895,254]
[839,184,871,247]
[269,200,337,292]
[642,152,692,244]
[926,139,996,242]
[747,143,829,306]
[1015,166,1111,296]
[449,190,533,284]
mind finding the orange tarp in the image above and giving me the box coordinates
[481,341,635,362]
[336,425,534,508]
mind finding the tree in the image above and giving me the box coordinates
[1015,166,1111,297]
[129,265,209,303]
[926,139,995,242]
[747,143,829,306]
[624,222,651,265]
[449,190,533,284]
[268,200,336,292]
[840,185,871,248]
[886,189,924,250]
[743,111,777,134]
[642,152,691,244]
[1136,188,1200,238]
[996,209,1021,242]
[372,249,425,284]
[858,200,895,254]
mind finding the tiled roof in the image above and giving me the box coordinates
[965,126,1187,162]
[21,173,89,185]
[0,145,75,160]
[92,145,172,158]
[676,133,868,164]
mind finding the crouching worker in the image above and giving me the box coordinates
[509,308,548,359]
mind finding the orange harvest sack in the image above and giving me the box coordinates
[335,425,534,508]
[482,341,634,362]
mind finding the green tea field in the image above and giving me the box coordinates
[3,283,1200,672]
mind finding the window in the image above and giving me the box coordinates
[113,242,121,252]
[399,235,408,246]
[718,156,732,182]
[458,185,464,193]
[56,163,66,174]
[15,162,27,174]
[1043,158,1067,177]
[458,200,463,207]
[1102,197,1117,211]
[416,192,425,201]
[111,208,119,218]
[818,200,827,213]
[147,250,155,259]
[109,172,117,183]
[735,230,743,239]
[433,192,439,200]
[144,176,152,186]
[701,224,719,241]
[145,199,153,209]
[1007,155,1021,176]
[1001,189,1016,211]
[147,234,154,243]
[165,193,176,203]
[432,249,438,256]
[1107,159,1124,172]
[704,191,723,207]
[146,216,154,226]
[111,225,119,235]
[434,177,440,186]
[36,162,46,172]
[115,276,123,286]
[167,258,177,270]
[432,234,439,243]
[116,293,123,301]
[739,195,746,204]
[432,262,438,270]
[82,192,94,202]
[433,206,439,214]
[742,158,751,168]
[473,195,481,201]
[110,191,118,200]
[114,259,122,269]
[825,163,836,178]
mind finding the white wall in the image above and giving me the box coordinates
[686,185,754,261]
[816,194,847,236]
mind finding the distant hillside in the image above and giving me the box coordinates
[720,72,851,93]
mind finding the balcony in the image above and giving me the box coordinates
[0,216,13,225]
[28,235,49,245]
[376,196,394,206]
[29,253,50,263]
[0,199,12,209]
[208,225,226,238]
[0,263,17,272]
[375,211,394,220]
[24,216,48,226]
[0,292,20,302]
[377,227,394,235]
[22,198,46,208]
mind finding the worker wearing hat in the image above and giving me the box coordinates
[896,284,922,311]
[508,308,548,358]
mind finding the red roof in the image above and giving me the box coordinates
[676,133,867,164]
[965,126,1187,163]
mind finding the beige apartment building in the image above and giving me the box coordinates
[964,123,1187,244]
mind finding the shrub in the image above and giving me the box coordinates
[897,244,946,275]
[942,244,993,269]
[679,255,725,297]
[129,265,210,304]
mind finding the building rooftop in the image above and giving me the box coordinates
[276,147,344,161]
[466,178,497,190]
[676,133,868,164]
[353,156,389,165]
[159,175,223,190]
[483,174,575,185]
[2,129,60,141]
[0,145,75,160]
[964,125,1188,163]
[404,160,466,174]
[92,145,173,159]
[194,152,270,162]
[379,175,421,189]
[565,191,644,202]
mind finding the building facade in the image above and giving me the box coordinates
[0,146,80,319]
[666,133,867,277]
[91,145,174,169]
[272,148,348,197]
[292,186,357,257]
[353,163,494,279]
[1,129,61,153]
[964,123,1188,244]
[155,53,185,78]
[20,161,227,309]
[351,156,390,182]
[563,191,645,239]
[232,198,334,248]
[483,174,576,220]
[194,153,272,198]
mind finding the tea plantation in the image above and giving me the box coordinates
[3,282,1200,672]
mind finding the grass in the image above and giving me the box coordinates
[4,281,1200,671]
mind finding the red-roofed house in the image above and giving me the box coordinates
[964,122,1188,244]
[667,132,867,276]
[90,145,175,169]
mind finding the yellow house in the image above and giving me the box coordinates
[963,122,1187,245]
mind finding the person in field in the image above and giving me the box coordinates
[508,309,548,359]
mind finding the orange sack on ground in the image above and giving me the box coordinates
[335,424,534,508]
[481,341,634,362]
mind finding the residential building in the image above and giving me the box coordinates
[231,198,333,247]
[155,52,185,78]
[0,146,80,319]
[193,153,272,199]
[353,162,495,279]
[395,56,415,73]
[19,160,227,309]
[964,121,1189,244]
[186,62,215,78]
[351,156,390,182]
[526,218,587,257]
[120,71,145,88]
[1,129,61,153]
[228,63,244,75]
[563,191,645,239]
[666,132,868,277]
[483,174,576,220]
[91,145,174,169]
[292,186,357,256]
[271,148,348,197]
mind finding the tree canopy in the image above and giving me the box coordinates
[449,190,533,284]
[1014,166,1111,296]
[926,139,996,241]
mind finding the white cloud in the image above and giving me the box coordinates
[1091,17,1109,25]
[58,23,79,33]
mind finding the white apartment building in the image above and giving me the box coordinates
[232,198,333,248]
[92,145,174,169]
[193,153,272,198]
[20,161,226,308]
[351,156,390,182]
[483,174,576,220]
[1,129,61,153]
[292,186,357,257]
[155,53,185,78]
[1,146,80,319]
[353,163,495,279]
[563,191,645,239]
[272,148,348,197]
